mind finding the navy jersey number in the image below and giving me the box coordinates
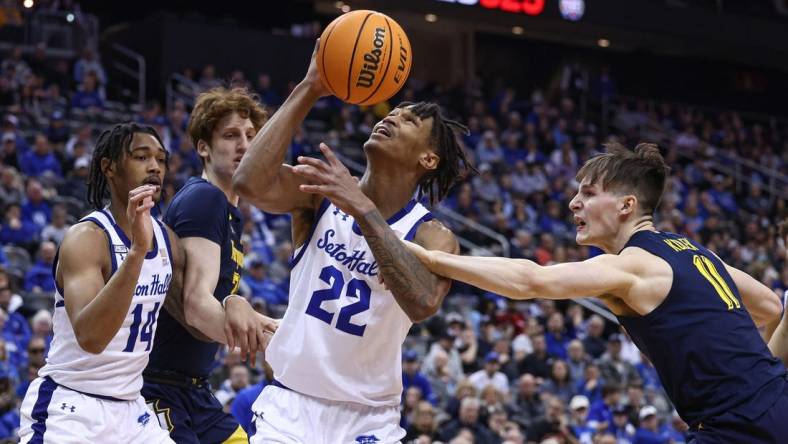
[123,302,161,352]
[305,265,371,337]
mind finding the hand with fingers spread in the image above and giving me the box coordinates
[292,143,375,218]
[127,185,156,254]
[224,296,280,363]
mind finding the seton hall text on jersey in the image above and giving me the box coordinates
[134,273,172,297]
[316,229,379,276]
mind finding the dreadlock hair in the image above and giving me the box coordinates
[396,102,476,205]
[87,122,167,209]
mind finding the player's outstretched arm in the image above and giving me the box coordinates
[161,230,212,342]
[233,40,329,214]
[62,185,155,354]
[179,236,277,361]
[404,241,638,302]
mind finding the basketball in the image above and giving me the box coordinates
[317,10,412,106]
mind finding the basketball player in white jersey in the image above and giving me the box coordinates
[233,41,474,443]
[18,123,181,443]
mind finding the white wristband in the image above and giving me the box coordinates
[222,294,244,309]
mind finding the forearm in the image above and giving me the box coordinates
[234,81,320,197]
[426,250,541,299]
[163,282,213,342]
[73,250,145,353]
[356,210,441,322]
[184,292,228,343]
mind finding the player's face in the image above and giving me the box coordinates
[569,177,623,248]
[115,133,166,202]
[365,106,436,166]
[204,111,256,181]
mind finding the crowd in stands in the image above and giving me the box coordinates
[0,32,786,444]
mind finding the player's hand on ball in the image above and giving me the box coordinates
[293,143,375,217]
[304,39,331,98]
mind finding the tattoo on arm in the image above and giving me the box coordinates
[357,210,439,319]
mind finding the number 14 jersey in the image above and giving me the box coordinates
[266,198,433,407]
[41,209,173,401]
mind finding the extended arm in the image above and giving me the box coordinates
[356,215,458,322]
[161,233,212,342]
[232,41,327,214]
[405,242,638,302]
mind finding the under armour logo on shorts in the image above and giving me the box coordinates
[138,412,151,427]
[60,403,75,413]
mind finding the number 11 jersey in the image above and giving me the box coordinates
[266,198,433,407]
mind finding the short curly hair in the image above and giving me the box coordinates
[187,87,268,163]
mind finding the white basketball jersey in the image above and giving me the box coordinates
[40,209,173,401]
[267,199,433,407]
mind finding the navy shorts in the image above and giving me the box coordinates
[688,383,788,444]
[141,380,239,444]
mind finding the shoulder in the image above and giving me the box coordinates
[59,221,109,263]
[171,179,227,209]
[413,219,458,254]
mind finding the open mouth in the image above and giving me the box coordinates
[372,124,392,138]
[574,216,587,231]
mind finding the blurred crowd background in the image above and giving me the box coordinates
[0,0,786,443]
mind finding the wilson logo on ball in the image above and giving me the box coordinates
[318,10,412,106]
[356,27,386,88]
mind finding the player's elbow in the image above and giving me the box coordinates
[408,298,441,323]
[74,331,107,354]
[757,291,783,325]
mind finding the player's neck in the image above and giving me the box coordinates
[358,165,420,219]
[107,198,133,236]
[202,168,239,207]
[599,216,656,254]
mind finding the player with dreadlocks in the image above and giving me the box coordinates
[19,122,180,442]
[233,41,474,443]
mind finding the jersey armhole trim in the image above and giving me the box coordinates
[289,198,332,268]
[404,213,435,241]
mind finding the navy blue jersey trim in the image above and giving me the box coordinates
[352,199,419,235]
[98,209,159,259]
[29,376,58,443]
[404,213,435,241]
[51,247,64,297]
[82,217,118,276]
[289,198,332,267]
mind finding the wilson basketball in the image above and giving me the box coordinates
[318,10,412,106]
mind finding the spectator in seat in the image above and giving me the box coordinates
[545,311,572,359]
[402,349,436,406]
[1,132,19,170]
[40,203,69,245]
[70,70,104,110]
[597,334,642,387]
[214,364,250,409]
[241,256,287,306]
[0,203,38,252]
[582,315,606,359]
[542,359,576,404]
[23,241,56,293]
[20,179,50,229]
[19,134,61,178]
[440,396,497,444]
[73,47,107,86]
[569,395,595,444]
[587,384,622,432]
[404,400,440,442]
[510,373,544,429]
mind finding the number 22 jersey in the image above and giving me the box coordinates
[266,198,433,407]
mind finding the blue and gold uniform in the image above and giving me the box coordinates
[619,230,788,443]
[142,177,246,444]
